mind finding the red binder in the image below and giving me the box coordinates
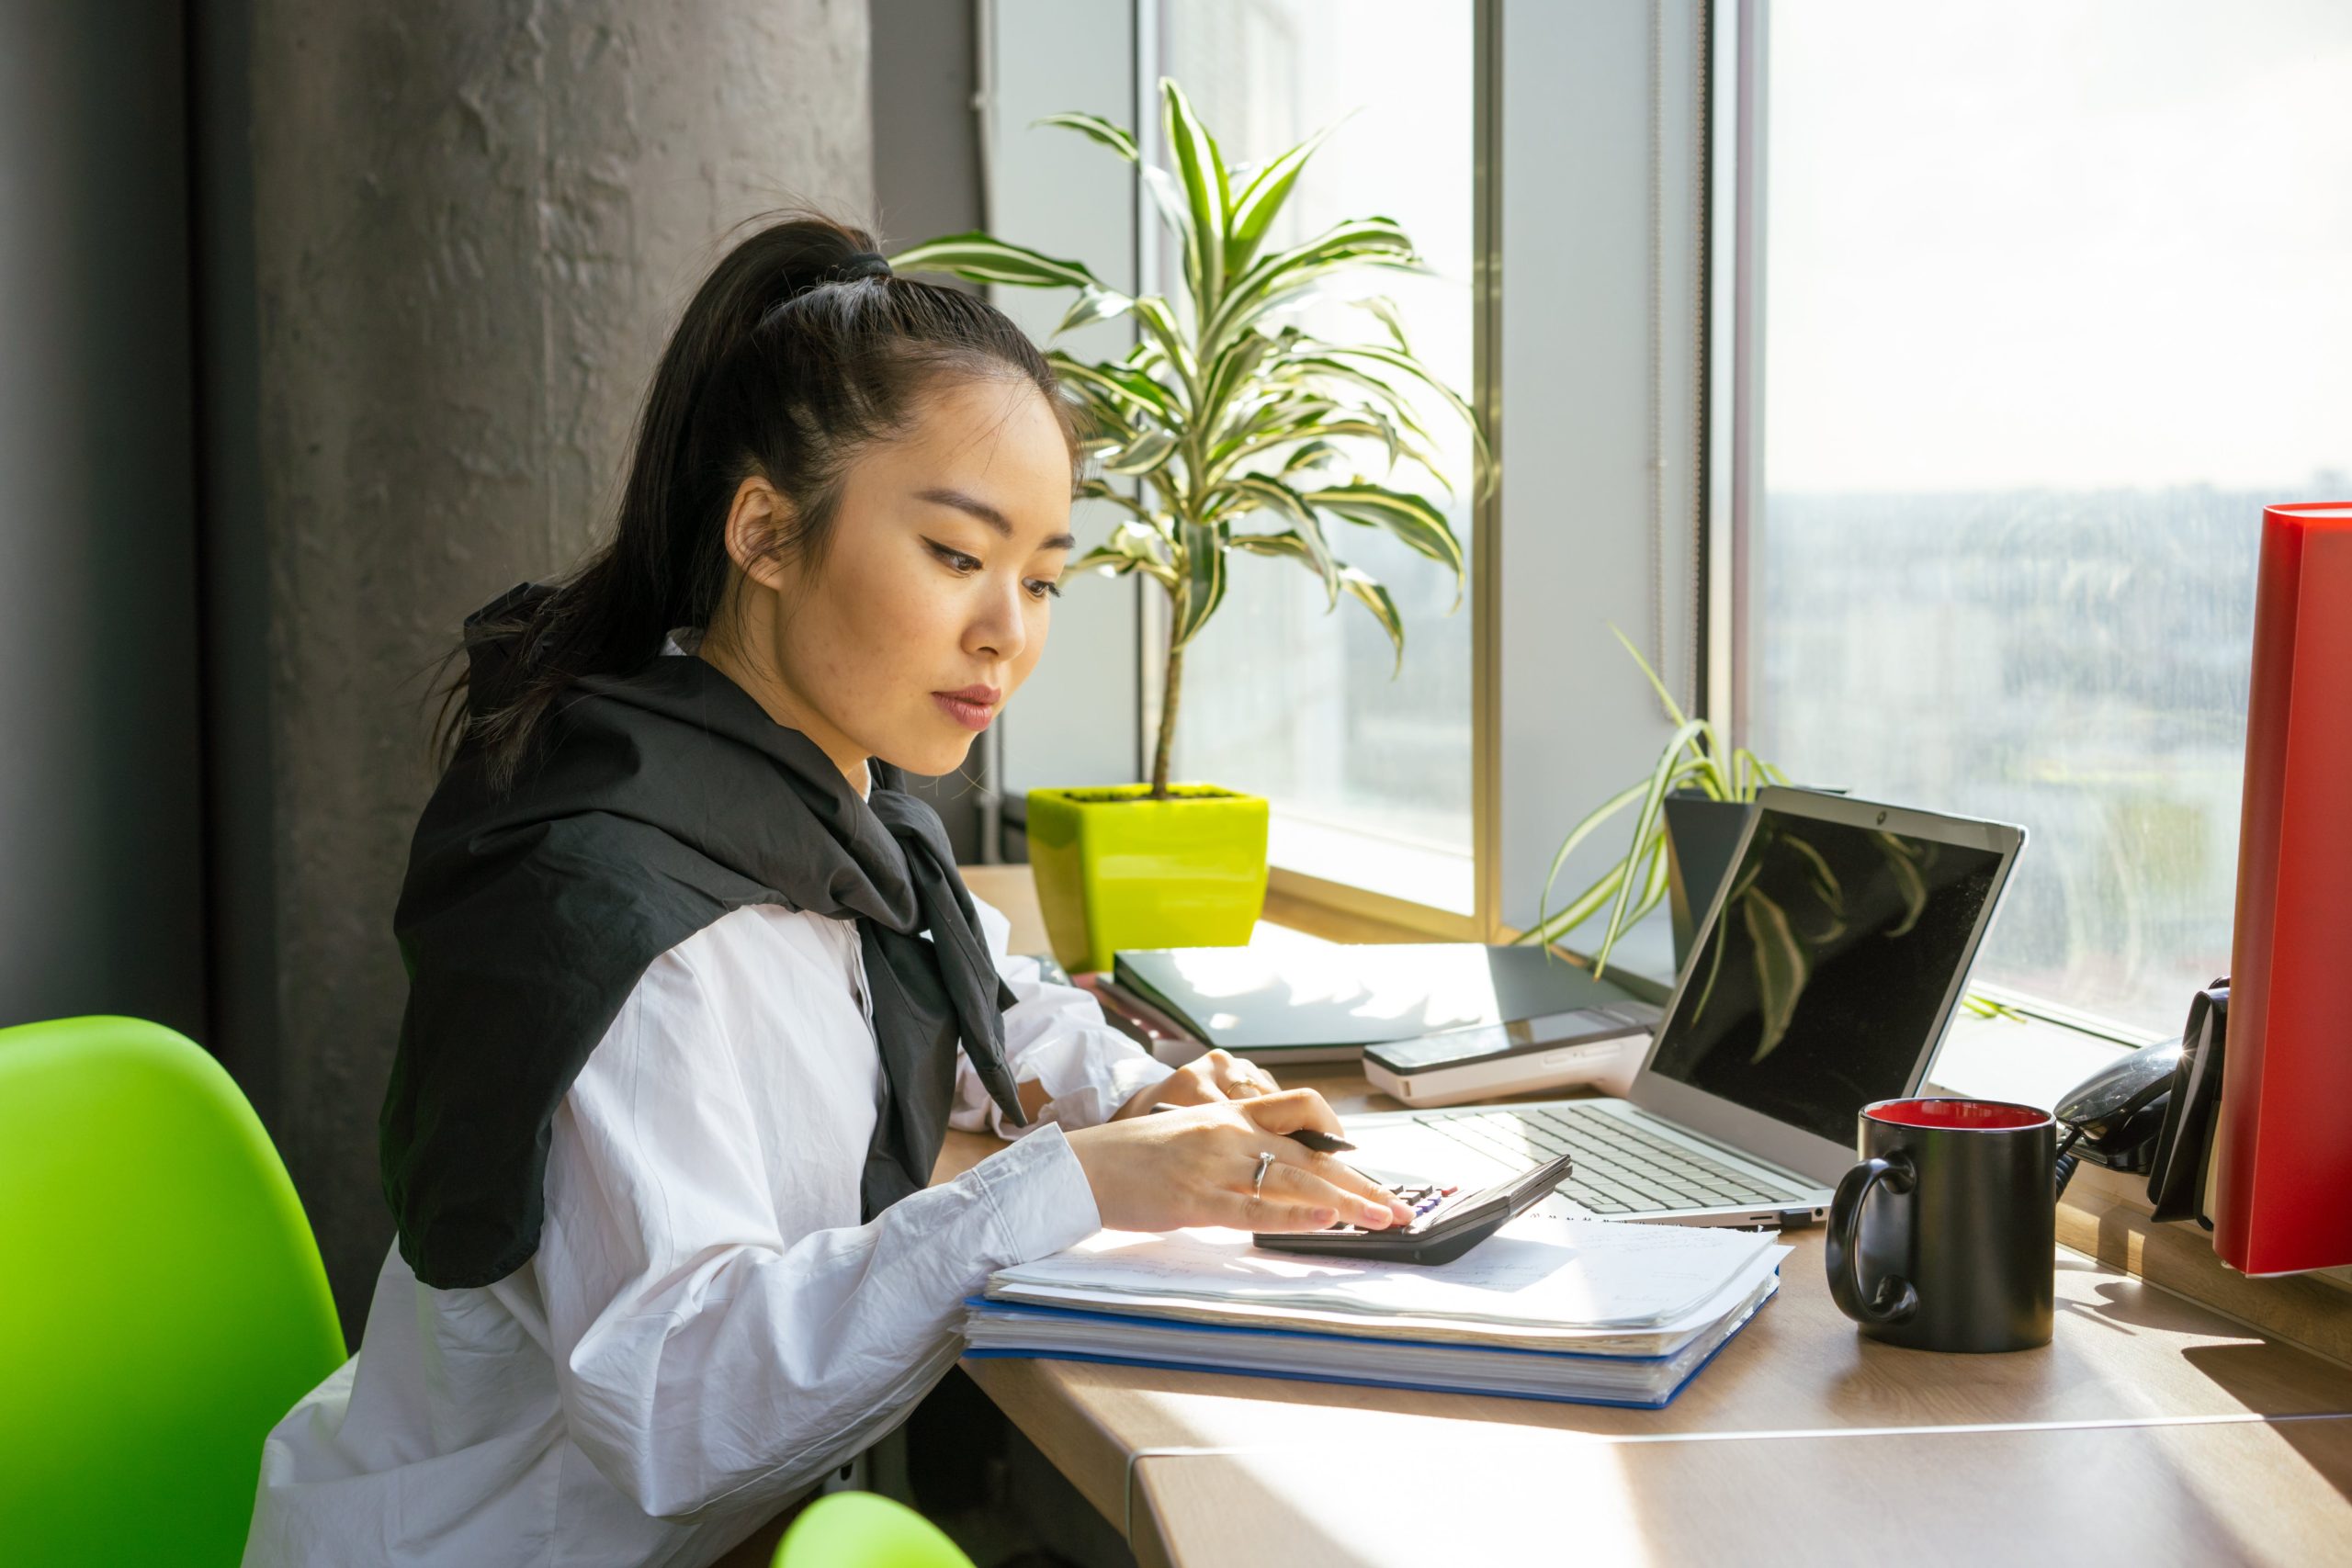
[2215,502,2352,1275]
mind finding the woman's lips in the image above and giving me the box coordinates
[932,692,997,731]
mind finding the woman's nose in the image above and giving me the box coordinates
[967,576,1028,661]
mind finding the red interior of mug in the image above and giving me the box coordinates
[1864,1097,2050,1130]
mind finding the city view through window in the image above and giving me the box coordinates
[1749,1,2352,1031]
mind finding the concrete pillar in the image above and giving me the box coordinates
[244,0,873,1330]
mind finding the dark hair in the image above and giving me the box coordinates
[429,209,1081,791]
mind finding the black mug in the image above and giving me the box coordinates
[1825,1097,2055,1353]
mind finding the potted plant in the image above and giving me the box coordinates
[1515,627,1785,979]
[893,79,1494,973]
[1520,627,2021,1050]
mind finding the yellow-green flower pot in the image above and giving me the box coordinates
[1023,784,1271,975]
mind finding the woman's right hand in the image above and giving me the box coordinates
[1062,1089,1415,1235]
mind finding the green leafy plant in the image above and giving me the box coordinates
[1512,626,1784,976]
[1518,626,2028,1053]
[890,77,1494,798]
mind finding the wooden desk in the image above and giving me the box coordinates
[948,867,2352,1562]
[1134,1420,2352,1567]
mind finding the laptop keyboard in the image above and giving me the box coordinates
[1414,1104,1806,1215]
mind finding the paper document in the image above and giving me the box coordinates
[991,1240,1790,1354]
[964,1272,1781,1407]
[989,1215,1777,1331]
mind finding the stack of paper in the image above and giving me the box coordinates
[965,1217,1788,1407]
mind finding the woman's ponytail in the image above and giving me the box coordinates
[427,210,1078,793]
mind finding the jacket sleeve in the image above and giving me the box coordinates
[949,892,1176,1137]
[535,939,1102,1521]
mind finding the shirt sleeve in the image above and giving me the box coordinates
[535,940,1102,1523]
[950,890,1176,1137]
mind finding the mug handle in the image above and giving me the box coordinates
[1826,1154,1921,1325]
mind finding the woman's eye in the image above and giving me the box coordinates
[929,540,1057,599]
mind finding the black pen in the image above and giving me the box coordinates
[1148,1100,1357,1154]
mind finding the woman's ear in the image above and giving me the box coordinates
[722,475,796,592]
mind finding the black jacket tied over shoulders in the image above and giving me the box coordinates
[379,581,1027,1290]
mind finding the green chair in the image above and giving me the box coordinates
[773,1491,976,1568]
[0,1015,346,1566]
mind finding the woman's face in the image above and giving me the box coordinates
[710,373,1077,788]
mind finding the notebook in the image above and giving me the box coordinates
[962,1273,1778,1406]
[965,1216,1788,1406]
[1110,942,1648,1059]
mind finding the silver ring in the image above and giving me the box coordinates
[1250,1149,1276,1198]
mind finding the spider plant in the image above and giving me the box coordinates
[890,77,1495,798]
[1519,627,2028,1054]
[1513,626,1784,976]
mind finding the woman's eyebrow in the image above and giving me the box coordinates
[916,486,1076,551]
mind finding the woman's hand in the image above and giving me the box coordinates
[1111,1047,1278,1119]
[1065,1089,1414,1235]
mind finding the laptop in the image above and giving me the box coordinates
[1341,786,2028,1229]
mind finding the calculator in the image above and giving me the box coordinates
[1251,1148,1577,1267]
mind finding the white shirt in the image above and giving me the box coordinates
[243,650,1171,1567]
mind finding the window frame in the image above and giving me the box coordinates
[1103,0,1718,957]
[1122,0,1501,942]
[1007,0,2174,1088]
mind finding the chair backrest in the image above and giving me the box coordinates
[0,1015,346,1566]
[774,1492,976,1568]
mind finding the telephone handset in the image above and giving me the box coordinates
[2051,979,2227,1224]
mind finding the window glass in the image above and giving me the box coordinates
[1156,0,1477,912]
[1748,0,2352,1030]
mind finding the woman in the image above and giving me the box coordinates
[240,214,1410,1568]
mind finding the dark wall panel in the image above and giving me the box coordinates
[0,4,208,1039]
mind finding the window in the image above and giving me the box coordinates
[1732,0,2352,1032]
[1151,0,1479,915]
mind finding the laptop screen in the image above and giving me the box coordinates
[1644,804,2010,1145]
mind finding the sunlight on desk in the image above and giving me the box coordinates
[950,864,2352,1565]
